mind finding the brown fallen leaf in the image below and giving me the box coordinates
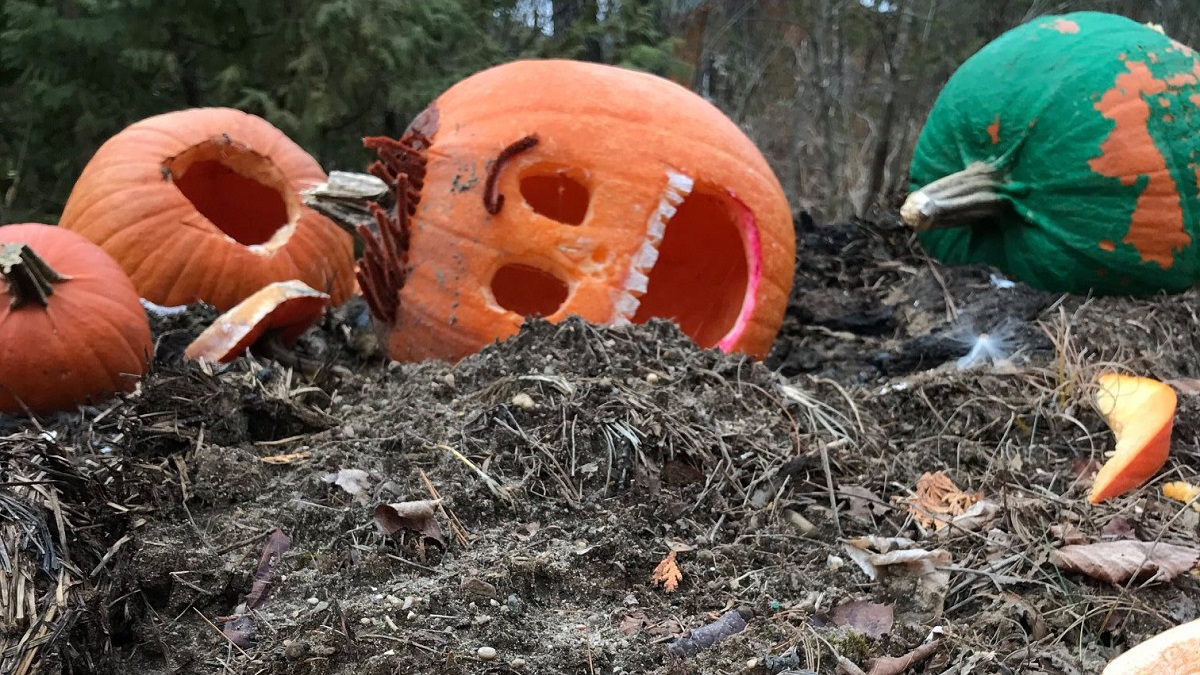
[651,550,682,592]
[1165,377,1200,395]
[832,600,894,639]
[844,537,952,616]
[373,499,447,548]
[243,529,290,610]
[1051,541,1200,585]
[619,611,648,636]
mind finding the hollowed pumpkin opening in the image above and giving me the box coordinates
[491,263,570,317]
[519,166,590,225]
[632,187,751,349]
[167,139,297,247]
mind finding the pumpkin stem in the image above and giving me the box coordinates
[901,162,1006,231]
[0,243,72,309]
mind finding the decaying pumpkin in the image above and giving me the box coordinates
[308,59,795,363]
[904,12,1200,295]
[59,107,355,311]
[0,223,152,416]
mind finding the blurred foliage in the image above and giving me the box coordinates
[0,0,683,223]
[4,0,1200,223]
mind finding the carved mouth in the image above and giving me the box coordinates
[614,170,761,352]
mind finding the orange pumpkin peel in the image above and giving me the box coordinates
[185,280,328,365]
[1088,373,1177,504]
[1101,617,1200,674]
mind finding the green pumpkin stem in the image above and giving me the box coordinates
[0,242,71,309]
[901,162,1006,231]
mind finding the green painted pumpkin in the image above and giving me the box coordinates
[904,12,1200,296]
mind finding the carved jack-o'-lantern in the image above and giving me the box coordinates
[339,59,795,363]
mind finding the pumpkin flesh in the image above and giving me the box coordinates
[1089,373,1177,503]
[906,12,1200,296]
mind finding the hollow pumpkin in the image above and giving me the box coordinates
[309,59,794,363]
[59,107,355,311]
[904,12,1200,296]
[0,223,152,416]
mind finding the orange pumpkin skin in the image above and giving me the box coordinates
[59,107,354,311]
[0,224,152,416]
[368,59,794,362]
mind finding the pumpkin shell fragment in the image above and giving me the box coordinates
[184,280,329,364]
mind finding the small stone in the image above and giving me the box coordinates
[306,597,320,605]
[510,657,526,670]
[645,373,660,385]
[443,373,456,388]
[385,594,402,606]
[474,614,493,626]
[477,646,498,661]
[827,555,845,571]
[406,611,417,621]
[511,393,535,410]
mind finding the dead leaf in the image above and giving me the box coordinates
[322,468,371,496]
[1100,517,1135,539]
[1051,541,1200,585]
[1166,377,1200,395]
[832,600,894,639]
[940,498,1001,535]
[619,611,648,636]
[261,452,311,465]
[896,471,982,532]
[373,499,447,548]
[844,537,951,616]
[1048,523,1089,546]
[841,485,886,521]
[651,550,683,592]
[244,529,290,610]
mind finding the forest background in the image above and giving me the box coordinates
[2,0,1196,225]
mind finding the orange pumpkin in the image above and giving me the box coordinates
[348,59,794,363]
[0,223,152,415]
[59,107,355,311]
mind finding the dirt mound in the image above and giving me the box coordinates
[2,215,1198,675]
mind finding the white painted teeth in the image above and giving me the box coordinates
[612,169,694,325]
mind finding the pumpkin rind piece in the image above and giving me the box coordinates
[339,59,794,363]
[1088,372,1176,503]
[0,223,152,416]
[1101,616,1200,674]
[907,12,1200,296]
[184,280,329,364]
[59,107,355,311]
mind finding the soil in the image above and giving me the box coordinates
[4,213,1200,675]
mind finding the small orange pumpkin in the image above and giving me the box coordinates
[343,59,795,363]
[59,107,355,311]
[0,223,152,415]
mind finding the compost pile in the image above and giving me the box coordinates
[2,214,1199,675]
